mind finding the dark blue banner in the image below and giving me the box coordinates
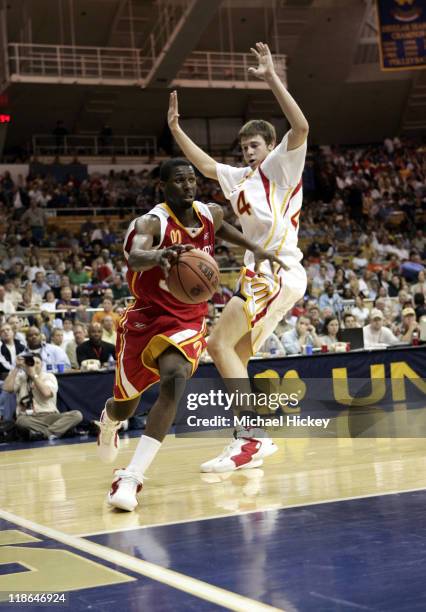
[56,347,425,432]
[376,0,426,70]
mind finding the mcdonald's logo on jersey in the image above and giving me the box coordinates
[170,229,182,244]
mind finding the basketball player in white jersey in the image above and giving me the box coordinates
[168,42,309,472]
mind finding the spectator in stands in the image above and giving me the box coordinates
[311,264,330,296]
[412,270,426,296]
[259,333,285,355]
[68,259,90,286]
[352,294,369,326]
[66,323,87,369]
[95,252,113,283]
[7,315,26,345]
[397,307,420,343]
[342,312,358,328]
[320,316,340,350]
[0,285,16,315]
[4,277,23,309]
[414,293,426,320]
[0,322,25,378]
[101,315,117,346]
[21,201,47,243]
[281,315,321,355]
[62,318,74,345]
[52,120,69,152]
[318,283,343,316]
[306,305,322,333]
[363,309,399,348]
[56,286,79,318]
[92,297,121,327]
[111,274,130,301]
[32,272,51,300]
[41,290,58,314]
[76,322,115,367]
[25,326,71,370]
[4,353,82,441]
[51,328,65,350]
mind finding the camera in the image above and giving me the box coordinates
[22,353,35,367]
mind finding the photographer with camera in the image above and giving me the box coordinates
[3,352,82,441]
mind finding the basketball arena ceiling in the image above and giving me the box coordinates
[0,0,423,148]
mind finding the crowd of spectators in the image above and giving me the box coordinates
[0,136,424,435]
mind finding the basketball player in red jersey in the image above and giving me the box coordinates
[98,158,283,511]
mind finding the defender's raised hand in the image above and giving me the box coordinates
[168,90,180,130]
[248,42,275,80]
[253,246,289,274]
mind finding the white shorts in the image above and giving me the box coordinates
[235,261,307,354]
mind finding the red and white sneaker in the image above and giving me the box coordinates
[97,409,121,464]
[200,436,278,473]
[107,468,143,512]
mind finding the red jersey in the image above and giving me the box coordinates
[123,201,216,322]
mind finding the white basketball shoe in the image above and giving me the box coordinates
[97,409,121,463]
[200,435,278,473]
[107,468,143,512]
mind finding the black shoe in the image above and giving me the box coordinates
[28,432,45,442]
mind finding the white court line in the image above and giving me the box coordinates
[77,484,426,537]
[0,508,282,612]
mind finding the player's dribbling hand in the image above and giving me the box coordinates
[168,91,180,130]
[157,245,193,276]
[248,42,275,80]
[253,247,289,274]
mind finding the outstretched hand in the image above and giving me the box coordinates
[168,90,180,130]
[248,42,275,80]
[157,244,193,276]
[253,246,288,274]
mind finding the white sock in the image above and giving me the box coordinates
[127,435,162,479]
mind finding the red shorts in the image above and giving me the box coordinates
[113,304,207,401]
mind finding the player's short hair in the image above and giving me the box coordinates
[238,120,276,146]
[160,158,193,182]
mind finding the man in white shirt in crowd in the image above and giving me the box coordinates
[65,324,87,370]
[363,308,400,348]
[101,315,117,346]
[32,272,51,300]
[0,285,15,315]
[281,315,321,354]
[3,353,82,441]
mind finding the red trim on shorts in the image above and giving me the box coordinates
[250,278,282,327]
[258,167,271,212]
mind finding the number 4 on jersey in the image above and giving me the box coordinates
[237,191,252,216]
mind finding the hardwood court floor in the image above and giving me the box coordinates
[1,433,426,537]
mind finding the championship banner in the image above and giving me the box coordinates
[376,0,426,71]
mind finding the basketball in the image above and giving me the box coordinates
[166,249,220,304]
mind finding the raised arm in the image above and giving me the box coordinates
[249,42,309,150]
[127,215,191,274]
[168,91,218,180]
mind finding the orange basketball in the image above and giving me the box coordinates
[167,249,220,304]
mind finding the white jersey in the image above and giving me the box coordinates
[216,130,306,269]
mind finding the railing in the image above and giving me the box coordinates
[142,0,194,64]
[32,134,157,157]
[8,42,287,89]
[8,43,151,84]
[174,51,287,88]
